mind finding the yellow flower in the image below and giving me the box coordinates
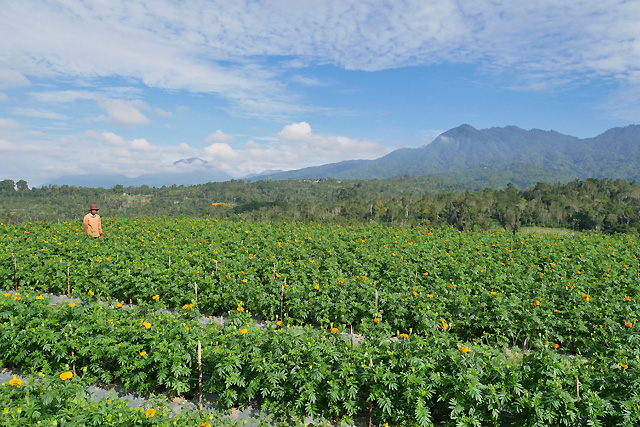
[242,278,248,283]
[140,351,147,356]
[68,302,76,308]
[59,371,73,381]
[331,327,339,334]
[142,322,151,329]
[35,295,44,300]
[4,293,11,297]
[152,294,160,300]
[236,306,244,312]
[314,284,320,290]
[87,291,94,296]
[145,408,156,418]
[116,303,123,308]
[460,347,470,354]
[239,328,248,335]
[184,325,190,331]
[200,422,212,427]
[400,333,409,339]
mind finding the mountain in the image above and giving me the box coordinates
[44,167,232,188]
[259,124,640,188]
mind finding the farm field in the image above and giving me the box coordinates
[1,218,640,426]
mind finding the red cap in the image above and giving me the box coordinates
[89,204,99,211]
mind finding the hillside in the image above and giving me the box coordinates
[261,124,640,188]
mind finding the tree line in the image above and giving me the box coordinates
[1,177,639,234]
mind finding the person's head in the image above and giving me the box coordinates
[89,204,99,214]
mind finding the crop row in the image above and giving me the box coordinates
[2,292,640,426]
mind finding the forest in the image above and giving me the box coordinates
[1,176,639,234]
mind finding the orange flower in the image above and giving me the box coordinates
[490,291,497,296]
[314,284,320,290]
[460,347,469,354]
[427,294,433,298]
[552,343,560,349]
[59,371,74,381]
[620,363,629,370]
[142,322,151,329]
[412,291,418,296]
[440,323,449,329]
[8,375,22,387]
[116,302,123,308]
[400,333,409,339]
[276,320,283,326]
[140,351,147,356]
[373,317,382,323]
[236,306,244,312]
[145,408,156,418]
[68,302,76,308]
[152,294,160,300]
[13,296,21,301]
[533,300,540,306]
[239,328,248,334]
[626,297,632,302]
[87,291,94,296]
[625,322,633,328]
[331,327,339,334]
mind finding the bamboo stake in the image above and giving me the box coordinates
[195,282,198,303]
[198,340,203,411]
[14,258,17,291]
[168,255,171,268]
[69,324,77,377]
[280,278,286,321]
[67,266,70,296]
[576,376,580,399]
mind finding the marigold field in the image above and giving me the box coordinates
[1,218,640,426]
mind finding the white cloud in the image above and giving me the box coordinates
[204,130,235,144]
[204,143,240,161]
[130,138,154,151]
[0,138,14,150]
[98,99,149,126]
[3,0,638,117]
[12,108,69,120]
[0,118,20,132]
[0,68,30,88]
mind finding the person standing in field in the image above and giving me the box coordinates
[83,204,104,238]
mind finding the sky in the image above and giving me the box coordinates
[1,0,640,188]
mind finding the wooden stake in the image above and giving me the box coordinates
[67,266,70,296]
[195,282,198,303]
[374,287,379,314]
[168,255,171,268]
[14,258,17,291]
[198,340,203,411]
[576,376,580,399]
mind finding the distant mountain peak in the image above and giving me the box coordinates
[173,157,208,166]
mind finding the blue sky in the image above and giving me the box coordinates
[1,0,639,187]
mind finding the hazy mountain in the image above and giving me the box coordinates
[44,164,232,188]
[260,124,640,188]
